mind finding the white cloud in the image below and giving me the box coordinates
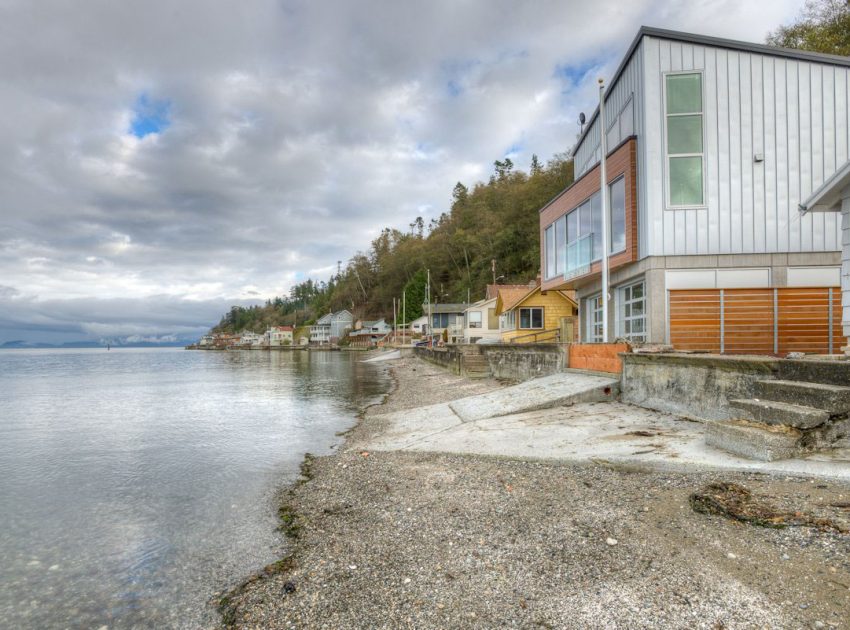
[0,0,801,341]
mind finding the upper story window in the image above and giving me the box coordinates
[545,224,556,279]
[609,177,626,254]
[665,73,704,207]
[467,311,482,328]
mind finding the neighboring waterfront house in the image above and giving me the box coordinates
[310,310,354,345]
[495,283,578,344]
[329,310,354,343]
[198,334,214,347]
[269,325,294,346]
[423,303,469,343]
[463,298,500,344]
[350,319,392,345]
[310,313,333,345]
[408,315,429,335]
[238,331,262,347]
[539,26,849,354]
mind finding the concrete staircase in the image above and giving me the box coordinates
[706,378,850,461]
[461,354,492,379]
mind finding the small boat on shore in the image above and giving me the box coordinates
[361,349,401,363]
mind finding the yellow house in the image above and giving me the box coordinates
[495,284,578,343]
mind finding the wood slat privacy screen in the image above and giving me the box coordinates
[669,287,844,355]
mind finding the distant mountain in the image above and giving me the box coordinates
[1,340,56,349]
[1,339,190,349]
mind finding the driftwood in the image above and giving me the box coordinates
[689,482,847,533]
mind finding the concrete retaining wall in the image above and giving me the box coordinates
[621,353,781,421]
[479,344,568,381]
[414,344,569,382]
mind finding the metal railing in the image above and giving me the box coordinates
[509,328,561,344]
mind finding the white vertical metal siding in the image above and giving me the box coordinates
[642,36,848,257]
[573,42,644,178]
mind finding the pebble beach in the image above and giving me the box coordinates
[221,357,850,629]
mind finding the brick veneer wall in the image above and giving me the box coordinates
[540,137,638,292]
[568,343,631,374]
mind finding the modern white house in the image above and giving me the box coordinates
[540,26,849,355]
[799,160,850,353]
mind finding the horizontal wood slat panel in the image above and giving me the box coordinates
[669,287,841,356]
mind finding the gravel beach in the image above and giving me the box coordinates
[221,357,850,629]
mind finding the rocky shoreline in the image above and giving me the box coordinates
[219,356,850,629]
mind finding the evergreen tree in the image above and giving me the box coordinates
[767,0,850,56]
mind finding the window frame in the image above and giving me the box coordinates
[586,294,603,342]
[467,311,482,328]
[544,224,556,279]
[518,307,544,330]
[617,280,647,342]
[608,175,627,256]
[663,70,706,209]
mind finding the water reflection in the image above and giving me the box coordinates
[0,348,390,629]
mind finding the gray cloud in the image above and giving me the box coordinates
[0,0,800,342]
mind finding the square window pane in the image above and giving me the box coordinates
[666,74,702,114]
[590,192,602,259]
[609,178,626,254]
[579,200,592,237]
[667,115,703,154]
[566,210,577,244]
[555,216,566,275]
[669,156,704,205]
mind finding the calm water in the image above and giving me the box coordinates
[0,348,391,629]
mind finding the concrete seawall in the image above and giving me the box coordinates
[414,344,569,382]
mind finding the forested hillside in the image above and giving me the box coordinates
[213,154,574,333]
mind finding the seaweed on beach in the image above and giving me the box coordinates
[689,482,848,533]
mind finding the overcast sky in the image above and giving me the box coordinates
[0,0,802,343]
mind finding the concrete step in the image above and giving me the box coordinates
[728,398,830,429]
[754,379,850,415]
[449,372,619,422]
[705,420,802,462]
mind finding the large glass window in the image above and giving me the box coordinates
[619,281,646,342]
[545,225,556,279]
[468,311,482,328]
[554,216,566,276]
[590,193,602,260]
[666,73,703,206]
[587,295,603,342]
[609,177,626,254]
[519,307,543,329]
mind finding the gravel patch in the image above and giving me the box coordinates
[221,357,850,629]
